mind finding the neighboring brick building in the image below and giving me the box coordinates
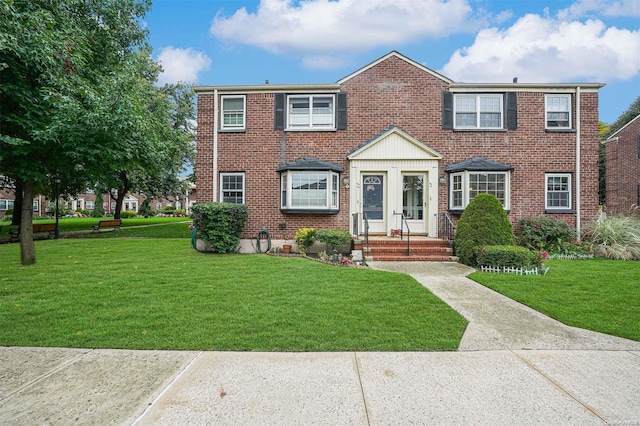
[194,51,603,240]
[602,114,640,214]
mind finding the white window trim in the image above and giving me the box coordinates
[545,173,572,210]
[286,94,336,131]
[545,94,572,129]
[449,171,510,210]
[220,172,245,204]
[220,95,246,131]
[280,171,340,211]
[454,94,503,130]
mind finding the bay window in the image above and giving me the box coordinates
[280,171,339,213]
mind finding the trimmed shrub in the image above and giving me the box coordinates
[91,196,105,218]
[191,202,248,253]
[583,215,640,260]
[454,194,514,266]
[477,245,539,268]
[138,198,152,217]
[515,216,574,253]
[161,205,177,213]
[294,228,316,254]
[317,229,352,253]
[120,210,137,218]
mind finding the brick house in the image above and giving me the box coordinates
[193,51,603,245]
[602,114,640,214]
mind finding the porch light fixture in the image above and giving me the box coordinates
[342,176,350,189]
[439,175,447,186]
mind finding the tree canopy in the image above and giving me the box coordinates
[0,0,194,264]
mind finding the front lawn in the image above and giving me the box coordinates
[0,216,190,237]
[469,259,640,341]
[0,239,467,351]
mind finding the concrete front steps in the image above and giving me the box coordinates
[362,237,457,262]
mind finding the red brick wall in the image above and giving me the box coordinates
[605,116,640,214]
[196,56,602,237]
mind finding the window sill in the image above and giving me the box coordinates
[219,128,246,133]
[452,128,508,132]
[448,209,510,215]
[280,208,339,215]
[545,209,575,214]
[545,128,575,133]
[284,128,337,132]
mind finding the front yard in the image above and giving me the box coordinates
[0,238,467,351]
[470,259,640,341]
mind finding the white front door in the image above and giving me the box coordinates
[401,173,427,234]
[362,173,386,234]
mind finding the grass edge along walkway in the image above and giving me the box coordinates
[469,258,640,342]
[0,238,467,351]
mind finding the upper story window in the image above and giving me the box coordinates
[545,94,571,129]
[220,172,245,204]
[455,94,503,129]
[442,92,517,131]
[545,173,572,211]
[275,93,347,131]
[220,95,246,131]
[288,95,334,129]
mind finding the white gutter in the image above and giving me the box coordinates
[213,89,219,202]
[576,87,581,241]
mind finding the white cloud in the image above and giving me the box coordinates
[558,0,640,19]
[156,47,212,86]
[211,0,474,69]
[440,13,640,83]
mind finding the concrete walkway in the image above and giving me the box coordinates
[1,262,639,425]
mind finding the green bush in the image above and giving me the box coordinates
[515,216,574,253]
[161,205,177,213]
[477,245,539,268]
[120,210,137,218]
[317,229,352,253]
[454,194,514,266]
[173,209,186,216]
[191,203,248,254]
[91,196,105,218]
[583,215,640,260]
[294,228,316,254]
[138,198,152,217]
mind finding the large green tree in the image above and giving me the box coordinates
[0,0,157,264]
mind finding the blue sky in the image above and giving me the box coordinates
[145,0,640,124]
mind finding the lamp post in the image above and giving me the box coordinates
[54,175,61,239]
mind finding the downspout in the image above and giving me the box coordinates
[575,86,581,241]
[213,89,219,202]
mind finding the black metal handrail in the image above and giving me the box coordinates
[394,211,411,255]
[439,212,456,247]
[352,212,370,246]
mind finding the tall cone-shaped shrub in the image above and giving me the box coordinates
[454,194,514,266]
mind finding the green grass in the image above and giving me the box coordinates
[0,216,190,236]
[469,259,640,341]
[0,239,467,351]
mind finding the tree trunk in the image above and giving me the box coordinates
[20,179,36,265]
[112,172,130,220]
[11,179,24,226]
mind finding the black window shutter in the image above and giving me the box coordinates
[274,93,285,130]
[506,92,518,129]
[442,92,453,130]
[336,92,347,130]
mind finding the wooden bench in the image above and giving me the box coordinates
[9,222,56,242]
[92,219,122,232]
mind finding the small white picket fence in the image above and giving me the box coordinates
[480,265,550,276]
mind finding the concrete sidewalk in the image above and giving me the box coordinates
[1,262,639,425]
